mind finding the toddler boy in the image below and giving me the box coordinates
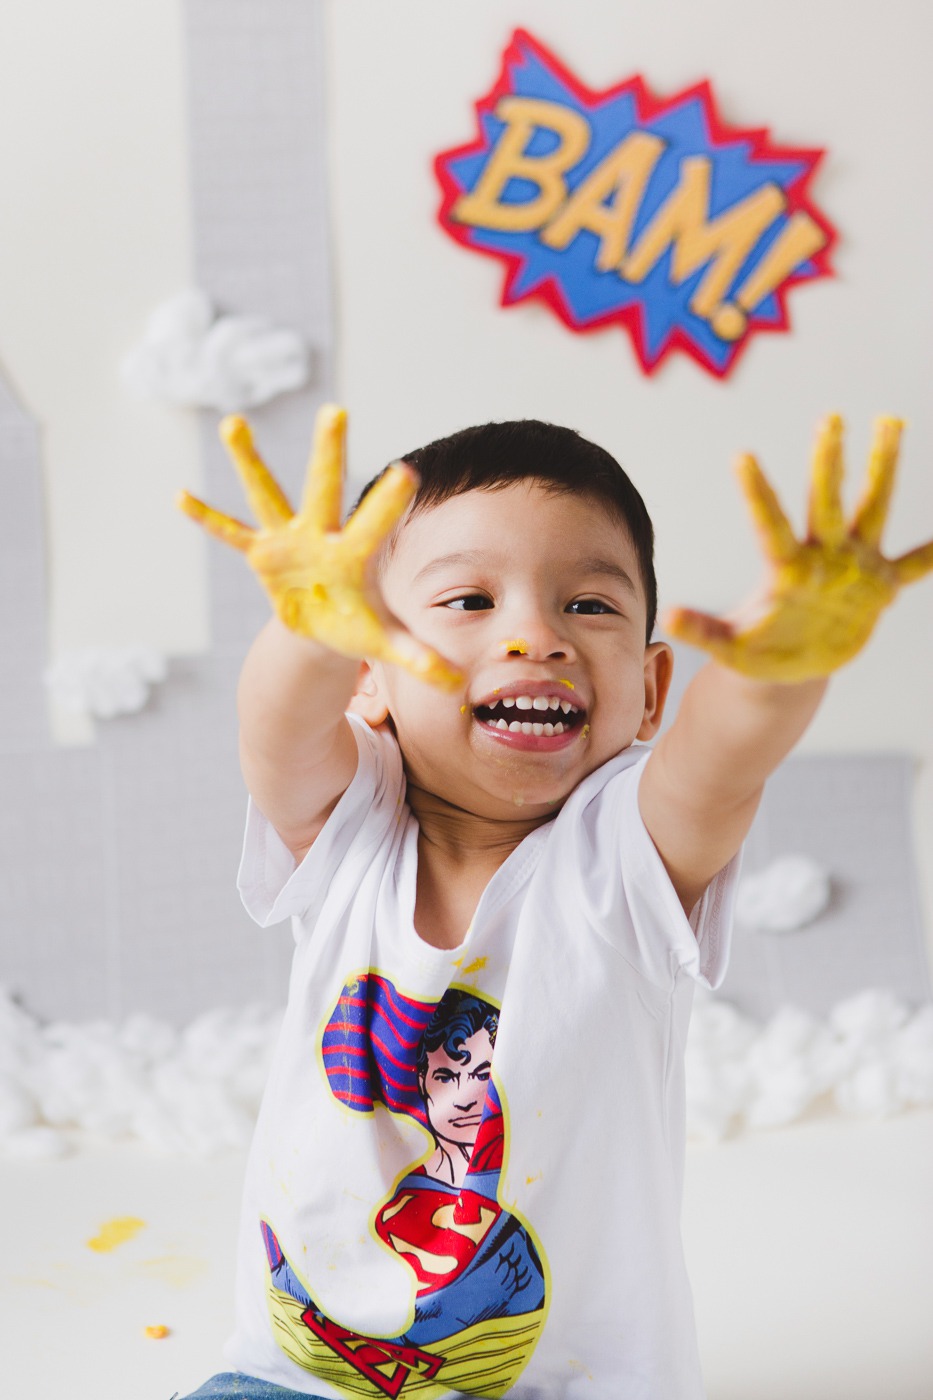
[176,408,932,1399]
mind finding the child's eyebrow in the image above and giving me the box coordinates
[577,557,639,597]
[412,551,639,595]
[412,550,491,585]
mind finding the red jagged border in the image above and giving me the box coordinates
[434,28,837,378]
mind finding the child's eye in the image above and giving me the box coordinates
[566,598,616,615]
[444,594,494,611]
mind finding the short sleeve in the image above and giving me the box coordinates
[237,715,406,928]
[567,750,740,990]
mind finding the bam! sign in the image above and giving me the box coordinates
[435,31,835,377]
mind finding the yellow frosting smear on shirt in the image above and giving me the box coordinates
[86,1216,146,1253]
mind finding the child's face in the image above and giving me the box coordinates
[367,481,671,820]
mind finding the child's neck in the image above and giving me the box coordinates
[408,784,554,951]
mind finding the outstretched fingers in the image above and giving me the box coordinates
[219,416,294,529]
[176,491,255,552]
[376,627,463,692]
[299,404,348,533]
[807,414,846,544]
[891,539,933,587]
[663,607,740,666]
[341,462,419,552]
[849,416,903,547]
[736,453,798,565]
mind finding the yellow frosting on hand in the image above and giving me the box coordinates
[665,416,933,682]
[177,406,461,689]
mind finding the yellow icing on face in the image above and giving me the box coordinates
[502,638,528,654]
[86,1217,146,1253]
[460,705,468,714]
[581,724,591,740]
[557,678,575,689]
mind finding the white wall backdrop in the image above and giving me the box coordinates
[325,0,933,932]
[1,0,931,1016]
[0,3,207,718]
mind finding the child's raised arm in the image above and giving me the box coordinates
[178,406,459,859]
[640,415,933,915]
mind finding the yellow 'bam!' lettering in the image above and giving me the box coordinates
[541,131,665,271]
[452,95,828,342]
[620,156,823,341]
[453,97,591,231]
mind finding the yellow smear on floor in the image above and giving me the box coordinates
[86,1216,146,1253]
[136,1254,208,1288]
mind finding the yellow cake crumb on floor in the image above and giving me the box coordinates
[144,1324,171,1340]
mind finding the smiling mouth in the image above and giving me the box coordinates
[472,694,586,737]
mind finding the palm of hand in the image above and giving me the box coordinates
[666,416,933,682]
[177,406,460,689]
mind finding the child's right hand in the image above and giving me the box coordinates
[177,405,461,689]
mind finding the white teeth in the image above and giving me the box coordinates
[490,715,567,737]
[483,692,579,733]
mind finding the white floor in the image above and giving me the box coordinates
[4,1109,932,1400]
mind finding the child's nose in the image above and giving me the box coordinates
[502,609,575,662]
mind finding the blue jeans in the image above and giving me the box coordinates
[176,1376,327,1399]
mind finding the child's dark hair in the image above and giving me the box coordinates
[357,419,657,641]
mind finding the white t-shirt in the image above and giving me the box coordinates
[227,715,738,1400]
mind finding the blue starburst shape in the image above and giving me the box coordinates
[435,30,836,377]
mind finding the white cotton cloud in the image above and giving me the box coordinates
[2,983,930,1157]
[735,854,832,932]
[44,646,167,719]
[121,289,311,412]
[685,987,933,1142]
[0,987,283,1158]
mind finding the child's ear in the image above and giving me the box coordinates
[636,641,674,741]
[347,661,390,728]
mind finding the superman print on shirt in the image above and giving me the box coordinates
[260,976,547,1398]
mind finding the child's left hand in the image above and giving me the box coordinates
[664,415,933,682]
